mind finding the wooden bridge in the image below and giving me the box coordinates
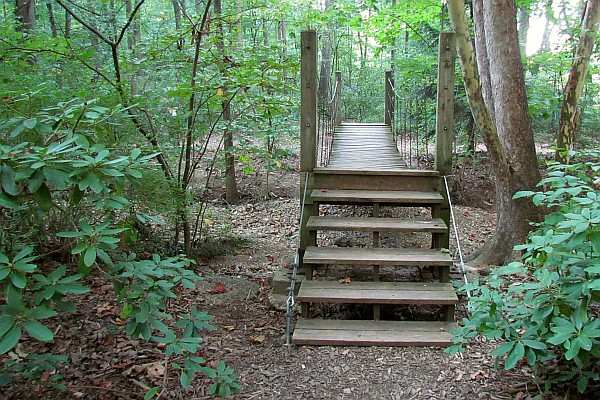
[292,31,458,346]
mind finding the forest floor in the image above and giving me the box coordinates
[2,153,571,400]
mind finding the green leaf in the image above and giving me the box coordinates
[504,341,525,370]
[9,271,27,289]
[83,246,97,267]
[180,371,191,388]
[0,316,15,337]
[144,386,159,400]
[0,324,22,354]
[0,165,17,196]
[35,182,53,212]
[23,320,53,341]
[23,117,37,129]
[522,340,547,350]
[27,306,58,320]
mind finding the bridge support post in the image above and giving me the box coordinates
[384,71,394,127]
[300,30,318,276]
[333,71,342,126]
[434,32,456,251]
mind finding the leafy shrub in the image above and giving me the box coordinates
[0,100,238,397]
[448,150,600,394]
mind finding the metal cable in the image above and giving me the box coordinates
[443,175,471,298]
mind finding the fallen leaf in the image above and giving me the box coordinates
[209,282,227,294]
[95,304,119,318]
[339,277,351,285]
[249,335,266,344]
[146,362,165,382]
[221,325,236,331]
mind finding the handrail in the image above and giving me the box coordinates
[316,71,341,167]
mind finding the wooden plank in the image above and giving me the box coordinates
[310,189,444,205]
[303,246,453,266]
[292,319,456,346]
[314,169,438,176]
[300,30,317,172]
[307,216,448,233]
[297,281,458,304]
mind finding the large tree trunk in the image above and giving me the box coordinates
[46,1,58,38]
[448,0,542,267]
[540,0,554,52]
[15,0,35,32]
[517,4,530,55]
[555,0,600,163]
[214,0,239,204]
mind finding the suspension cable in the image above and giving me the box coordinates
[443,175,471,298]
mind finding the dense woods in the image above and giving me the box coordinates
[1,0,599,398]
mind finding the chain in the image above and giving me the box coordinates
[286,171,310,345]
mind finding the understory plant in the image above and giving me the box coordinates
[448,149,600,394]
[0,100,238,397]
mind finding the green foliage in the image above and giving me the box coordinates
[448,150,600,393]
[0,102,237,396]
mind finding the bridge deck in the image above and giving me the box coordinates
[326,123,406,170]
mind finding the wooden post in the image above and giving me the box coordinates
[300,30,318,277]
[384,71,394,126]
[334,71,341,126]
[434,32,456,252]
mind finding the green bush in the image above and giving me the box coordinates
[0,100,238,397]
[448,150,600,394]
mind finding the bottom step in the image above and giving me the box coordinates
[292,319,456,347]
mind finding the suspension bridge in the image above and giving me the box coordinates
[290,31,459,346]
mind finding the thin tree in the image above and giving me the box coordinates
[447,0,542,266]
[555,0,600,162]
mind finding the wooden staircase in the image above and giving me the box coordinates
[292,168,458,346]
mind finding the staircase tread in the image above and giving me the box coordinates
[307,216,448,233]
[292,319,456,346]
[297,281,458,304]
[311,189,443,204]
[303,246,453,266]
[313,168,439,177]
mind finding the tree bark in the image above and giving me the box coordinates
[555,0,600,163]
[448,0,542,266]
[517,4,530,55]
[46,1,58,38]
[214,0,239,204]
[540,0,554,52]
[15,0,35,32]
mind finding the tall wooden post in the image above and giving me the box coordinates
[299,30,318,275]
[333,71,342,126]
[434,32,456,252]
[384,71,394,126]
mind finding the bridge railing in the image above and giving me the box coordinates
[317,71,341,167]
[385,32,456,176]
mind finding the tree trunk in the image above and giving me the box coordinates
[555,0,600,163]
[517,4,530,55]
[15,0,35,32]
[448,0,542,267]
[540,0,554,52]
[65,8,71,38]
[46,1,58,38]
[214,0,239,204]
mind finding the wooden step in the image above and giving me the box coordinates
[303,246,453,267]
[297,281,458,305]
[307,216,447,233]
[310,189,443,206]
[292,319,456,346]
[312,169,439,191]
